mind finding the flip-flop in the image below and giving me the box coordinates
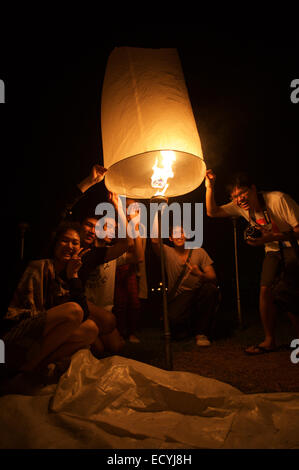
[245,345,277,355]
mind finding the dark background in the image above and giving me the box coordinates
[1,25,299,325]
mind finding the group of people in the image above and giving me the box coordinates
[1,163,299,389]
[0,165,147,387]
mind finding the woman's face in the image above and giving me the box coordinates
[54,229,81,263]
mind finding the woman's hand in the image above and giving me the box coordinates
[66,248,90,279]
[109,192,120,209]
[89,164,107,185]
[77,165,107,193]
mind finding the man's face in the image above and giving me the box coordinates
[169,226,186,247]
[230,185,256,210]
[80,218,97,247]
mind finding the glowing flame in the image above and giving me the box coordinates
[151,150,176,196]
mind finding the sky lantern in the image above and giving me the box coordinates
[101,47,206,199]
[101,47,206,370]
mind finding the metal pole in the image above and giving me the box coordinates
[19,222,29,261]
[232,217,242,327]
[151,196,173,370]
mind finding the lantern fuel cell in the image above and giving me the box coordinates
[101,47,206,199]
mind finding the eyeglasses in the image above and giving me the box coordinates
[230,188,249,201]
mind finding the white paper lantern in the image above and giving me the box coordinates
[101,47,206,199]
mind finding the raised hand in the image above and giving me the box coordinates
[78,165,108,193]
[89,164,107,185]
[109,192,119,211]
[205,169,216,189]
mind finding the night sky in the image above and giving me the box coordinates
[1,26,299,314]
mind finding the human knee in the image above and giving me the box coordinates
[105,311,116,333]
[81,319,100,344]
[64,302,84,326]
[90,307,116,334]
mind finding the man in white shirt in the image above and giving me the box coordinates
[205,169,299,354]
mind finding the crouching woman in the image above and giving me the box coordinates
[2,222,99,378]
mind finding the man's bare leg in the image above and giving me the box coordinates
[258,286,277,348]
[100,328,125,354]
[87,300,116,335]
[90,335,105,357]
[246,286,277,353]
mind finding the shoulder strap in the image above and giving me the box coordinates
[167,249,192,301]
[249,193,271,226]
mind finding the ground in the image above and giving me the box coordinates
[116,300,299,395]
[1,296,298,396]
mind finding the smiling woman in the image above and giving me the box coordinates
[51,224,82,275]
[1,221,105,379]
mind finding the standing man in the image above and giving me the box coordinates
[205,169,299,354]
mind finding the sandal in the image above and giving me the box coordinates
[245,345,277,355]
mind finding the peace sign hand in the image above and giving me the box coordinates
[66,248,90,279]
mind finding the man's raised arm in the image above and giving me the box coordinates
[205,169,231,218]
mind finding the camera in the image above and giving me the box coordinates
[244,225,262,241]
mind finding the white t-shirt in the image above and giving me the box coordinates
[85,253,128,311]
[163,244,214,296]
[221,191,299,252]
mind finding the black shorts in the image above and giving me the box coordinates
[260,248,297,287]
